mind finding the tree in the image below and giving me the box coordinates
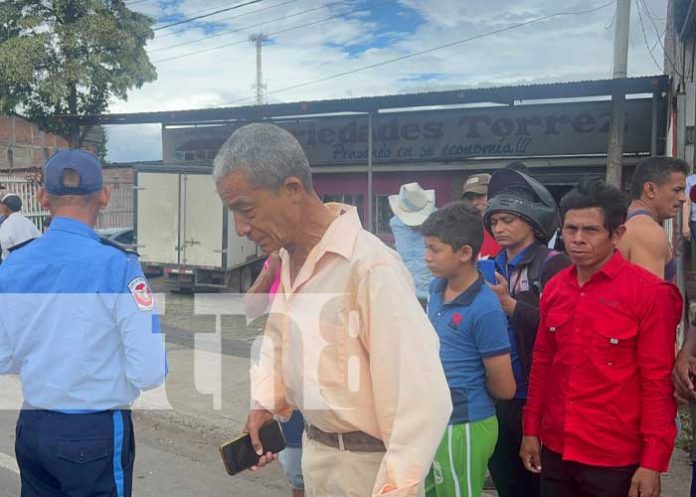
[0,0,156,145]
[0,2,49,113]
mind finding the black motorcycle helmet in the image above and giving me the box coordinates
[483,168,560,244]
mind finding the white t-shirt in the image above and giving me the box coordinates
[0,212,41,260]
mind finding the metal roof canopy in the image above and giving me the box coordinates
[70,75,668,126]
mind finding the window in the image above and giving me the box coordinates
[375,195,394,235]
[321,194,364,224]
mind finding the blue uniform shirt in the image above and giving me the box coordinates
[389,216,432,299]
[0,217,167,411]
[494,246,532,399]
[428,276,511,424]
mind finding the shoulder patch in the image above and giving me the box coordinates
[128,277,154,311]
[100,236,139,256]
[7,237,37,253]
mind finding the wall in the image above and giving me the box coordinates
[0,166,134,230]
[0,114,98,170]
[314,170,458,241]
[103,167,134,184]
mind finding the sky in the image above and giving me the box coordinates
[105,0,669,163]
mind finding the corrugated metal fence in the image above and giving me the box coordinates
[0,176,133,231]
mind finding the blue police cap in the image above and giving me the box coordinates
[44,149,103,196]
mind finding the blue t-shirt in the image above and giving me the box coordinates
[494,246,533,399]
[428,276,511,424]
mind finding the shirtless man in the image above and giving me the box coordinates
[617,156,688,281]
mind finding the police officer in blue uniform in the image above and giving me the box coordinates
[0,149,167,497]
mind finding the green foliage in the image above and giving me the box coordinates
[94,124,108,162]
[0,0,156,141]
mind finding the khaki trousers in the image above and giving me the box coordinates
[302,433,384,497]
[301,434,425,497]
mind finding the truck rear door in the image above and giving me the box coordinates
[136,171,180,265]
[180,173,224,268]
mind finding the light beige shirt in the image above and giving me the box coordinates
[251,203,452,497]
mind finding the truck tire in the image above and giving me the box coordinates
[240,266,253,293]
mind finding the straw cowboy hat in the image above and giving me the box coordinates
[388,182,436,227]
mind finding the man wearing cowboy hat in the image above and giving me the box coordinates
[389,182,436,306]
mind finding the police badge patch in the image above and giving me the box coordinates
[128,277,154,311]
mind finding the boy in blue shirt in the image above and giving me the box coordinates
[422,201,516,497]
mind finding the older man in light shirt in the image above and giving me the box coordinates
[214,123,452,497]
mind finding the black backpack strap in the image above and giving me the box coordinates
[527,248,564,296]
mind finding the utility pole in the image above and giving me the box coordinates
[606,0,631,187]
[249,33,268,105]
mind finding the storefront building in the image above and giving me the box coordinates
[78,75,668,240]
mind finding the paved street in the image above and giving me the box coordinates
[0,285,690,496]
[0,409,289,497]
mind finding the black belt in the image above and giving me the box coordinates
[22,402,130,414]
[304,422,385,453]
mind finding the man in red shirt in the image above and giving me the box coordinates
[521,178,682,497]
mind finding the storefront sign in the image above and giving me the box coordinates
[163,99,653,165]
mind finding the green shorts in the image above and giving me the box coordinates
[425,416,498,497]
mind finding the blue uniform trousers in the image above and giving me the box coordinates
[15,408,134,497]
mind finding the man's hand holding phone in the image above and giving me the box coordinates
[245,408,278,470]
[219,408,286,476]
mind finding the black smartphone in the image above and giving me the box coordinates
[219,420,287,476]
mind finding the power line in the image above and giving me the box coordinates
[152,3,375,63]
[125,0,151,5]
[639,0,664,35]
[150,0,345,53]
[639,0,666,21]
[153,0,263,31]
[635,0,662,71]
[636,0,680,78]
[156,0,300,40]
[217,0,617,107]
[154,0,250,24]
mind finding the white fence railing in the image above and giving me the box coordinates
[0,176,133,231]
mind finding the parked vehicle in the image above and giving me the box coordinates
[97,227,135,248]
[134,165,263,292]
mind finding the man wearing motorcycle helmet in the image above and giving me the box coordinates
[483,166,570,497]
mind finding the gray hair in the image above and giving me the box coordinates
[212,123,313,191]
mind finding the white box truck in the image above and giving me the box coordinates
[134,164,263,292]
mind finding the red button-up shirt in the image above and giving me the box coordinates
[523,251,681,472]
